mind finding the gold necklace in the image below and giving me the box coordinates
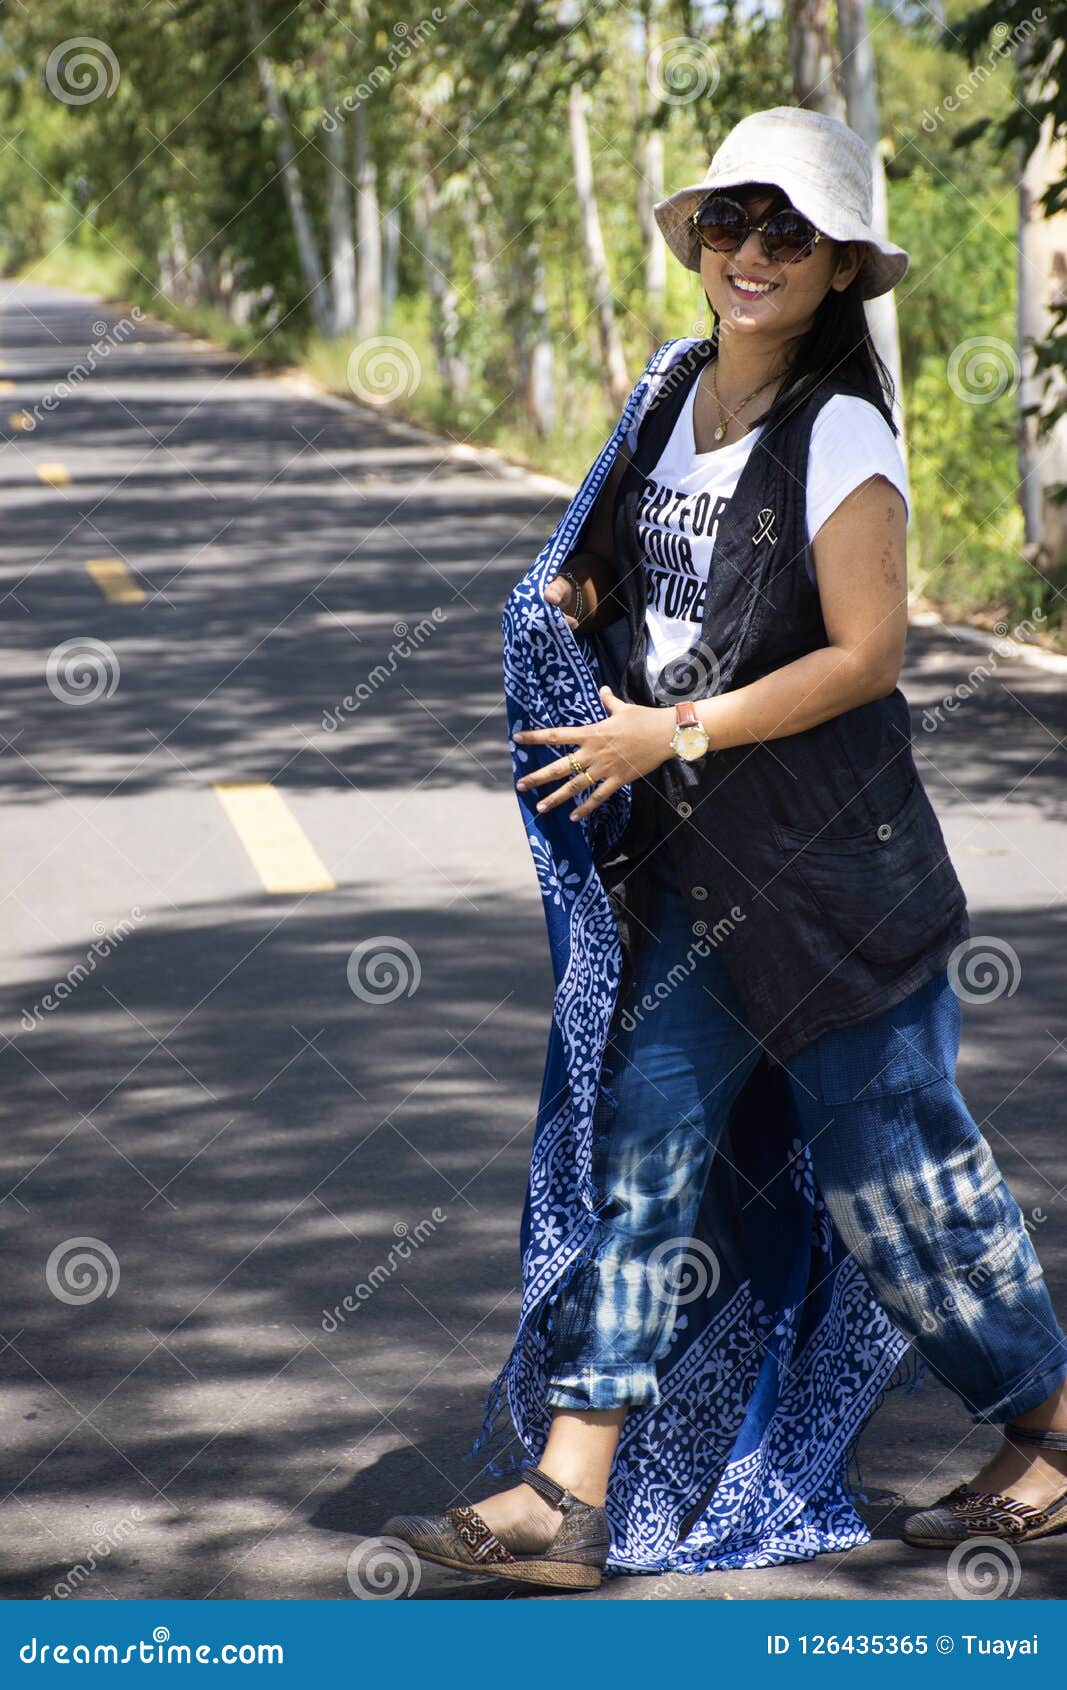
[708,359,786,441]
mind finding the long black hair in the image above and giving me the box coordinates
[702,180,900,437]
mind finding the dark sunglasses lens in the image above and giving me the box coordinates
[694,196,747,250]
[763,211,818,260]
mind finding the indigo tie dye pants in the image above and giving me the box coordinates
[547,852,1067,1422]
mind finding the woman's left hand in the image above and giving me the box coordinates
[513,686,675,820]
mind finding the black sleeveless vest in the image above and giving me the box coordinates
[584,340,970,1062]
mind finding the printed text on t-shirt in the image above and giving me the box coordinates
[636,475,730,623]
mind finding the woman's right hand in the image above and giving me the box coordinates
[543,550,623,633]
[544,569,587,631]
[544,456,627,632]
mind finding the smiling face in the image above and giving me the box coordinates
[699,183,861,343]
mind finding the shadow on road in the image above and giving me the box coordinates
[2,284,1066,1600]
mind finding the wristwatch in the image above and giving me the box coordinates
[669,701,710,762]
[558,569,585,625]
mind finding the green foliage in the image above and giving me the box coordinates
[907,355,1030,621]
[887,169,1031,615]
[0,0,1058,634]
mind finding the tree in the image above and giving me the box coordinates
[787,0,845,116]
[837,0,908,459]
[951,0,1067,583]
[568,81,631,407]
[245,0,332,334]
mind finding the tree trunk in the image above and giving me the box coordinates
[635,1,666,346]
[1019,135,1042,550]
[245,0,331,335]
[418,174,469,402]
[470,182,499,306]
[568,83,631,408]
[837,0,907,460]
[526,247,554,436]
[1018,115,1067,572]
[787,0,846,118]
[353,101,383,338]
[643,128,666,320]
[158,205,187,303]
[381,172,400,322]
[321,63,357,335]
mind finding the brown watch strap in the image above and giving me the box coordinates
[675,702,699,729]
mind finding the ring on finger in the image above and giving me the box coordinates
[567,752,585,778]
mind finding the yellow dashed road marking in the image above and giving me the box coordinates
[214,783,335,894]
[36,462,70,485]
[85,558,145,603]
[0,379,14,392]
[8,410,34,431]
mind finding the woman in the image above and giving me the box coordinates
[384,106,1067,1588]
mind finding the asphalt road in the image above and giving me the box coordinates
[1,279,1066,1602]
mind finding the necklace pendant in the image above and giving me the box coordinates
[714,421,726,440]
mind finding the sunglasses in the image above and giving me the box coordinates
[690,194,824,265]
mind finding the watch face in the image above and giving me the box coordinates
[674,725,709,762]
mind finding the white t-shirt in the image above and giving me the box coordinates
[639,380,910,694]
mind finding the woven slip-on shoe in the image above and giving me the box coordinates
[382,1463,611,1590]
[903,1420,1067,1548]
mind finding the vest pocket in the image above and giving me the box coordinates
[772,777,965,967]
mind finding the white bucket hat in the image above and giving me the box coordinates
[653,105,909,301]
